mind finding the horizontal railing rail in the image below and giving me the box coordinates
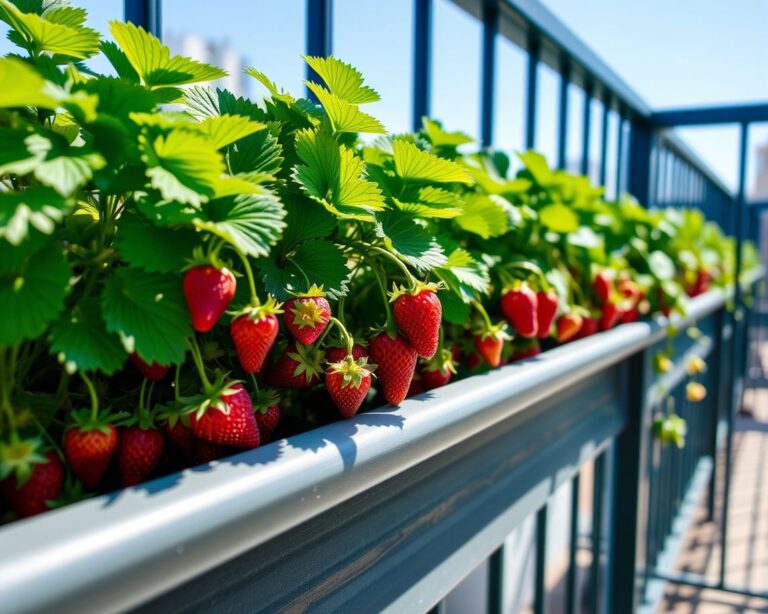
[0,289,738,613]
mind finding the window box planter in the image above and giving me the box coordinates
[0,284,750,613]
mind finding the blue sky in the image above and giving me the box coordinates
[2,0,767,196]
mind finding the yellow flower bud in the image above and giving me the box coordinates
[686,382,707,402]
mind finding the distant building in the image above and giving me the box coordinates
[165,33,250,98]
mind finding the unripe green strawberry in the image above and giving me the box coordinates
[391,283,442,359]
[183,265,236,333]
[369,332,417,405]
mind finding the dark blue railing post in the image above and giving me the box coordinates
[608,350,653,612]
[557,57,571,169]
[412,0,433,132]
[305,0,333,99]
[124,0,161,35]
[580,79,593,176]
[598,94,610,186]
[525,33,540,150]
[480,1,498,148]
[627,118,653,205]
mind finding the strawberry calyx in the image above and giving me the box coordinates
[184,245,230,272]
[0,436,49,485]
[231,294,283,320]
[288,283,326,299]
[327,356,376,389]
[181,370,244,421]
[67,407,127,435]
[290,298,328,330]
[286,343,326,382]
[252,388,280,415]
[156,401,190,429]
[422,348,457,376]
[48,473,90,508]
[472,320,510,342]
[388,280,442,302]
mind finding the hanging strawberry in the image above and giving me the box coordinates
[283,285,331,346]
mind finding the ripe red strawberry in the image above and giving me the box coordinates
[466,351,484,371]
[252,388,281,442]
[1,451,64,518]
[520,340,541,360]
[183,265,236,333]
[577,316,600,339]
[231,299,282,373]
[600,301,622,330]
[189,382,260,449]
[284,285,331,345]
[130,353,169,382]
[536,290,559,339]
[620,307,639,323]
[326,356,375,418]
[475,333,504,368]
[256,405,281,442]
[501,284,538,338]
[593,270,613,303]
[162,417,196,463]
[369,332,418,405]
[63,422,119,489]
[194,440,234,463]
[420,348,457,390]
[392,284,442,359]
[267,343,325,388]
[556,313,583,343]
[408,374,426,397]
[325,343,368,364]
[118,426,165,487]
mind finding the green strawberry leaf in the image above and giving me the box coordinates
[197,114,267,150]
[292,127,385,221]
[421,118,474,149]
[306,83,385,134]
[438,289,471,324]
[517,150,554,186]
[393,185,463,219]
[226,126,283,177]
[0,187,70,245]
[184,86,268,121]
[260,238,350,300]
[0,57,59,108]
[109,21,226,88]
[392,139,472,184]
[116,213,198,273]
[454,194,510,239]
[539,203,579,234]
[0,0,100,60]
[99,40,140,83]
[194,192,286,258]
[101,268,191,365]
[77,76,156,119]
[303,55,380,104]
[375,211,447,272]
[140,129,225,206]
[281,199,336,247]
[50,297,126,374]
[435,247,490,300]
[0,241,70,345]
[649,250,676,281]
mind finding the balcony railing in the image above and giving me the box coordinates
[0,1,766,612]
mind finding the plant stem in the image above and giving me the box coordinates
[329,317,354,353]
[79,372,99,422]
[187,337,212,392]
[287,256,312,290]
[472,300,494,331]
[138,378,147,413]
[369,245,418,290]
[173,364,181,402]
[372,264,396,331]
[233,246,260,306]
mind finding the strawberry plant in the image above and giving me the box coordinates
[0,0,754,519]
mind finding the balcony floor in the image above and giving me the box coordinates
[659,340,768,613]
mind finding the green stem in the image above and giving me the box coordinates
[233,246,260,306]
[173,364,181,402]
[329,317,354,354]
[79,372,99,422]
[472,300,494,331]
[146,382,156,413]
[369,245,418,290]
[138,378,147,413]
[250,373,260,393]
[29,412,64,461]
[287,256,312,290]
[187,337,212,392]
[372,264,396,331]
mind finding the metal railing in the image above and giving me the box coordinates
[1,1,767,612]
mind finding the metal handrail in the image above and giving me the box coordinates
[0,289,729,613]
